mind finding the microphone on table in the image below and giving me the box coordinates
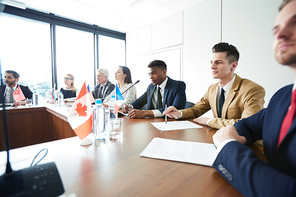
[121,80,140,95]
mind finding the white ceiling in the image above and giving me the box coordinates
[10,0,209,32]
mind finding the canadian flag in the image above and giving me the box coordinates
[13,85,25,102]
[68,82,93,140]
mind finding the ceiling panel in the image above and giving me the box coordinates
[6,0,209,32]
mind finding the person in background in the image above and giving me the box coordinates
[212,0,296,196]
[91,68,115,102]
[49,74,78,103]
[123,60,186,118]
[103,66,136,108]
[0,70,33,107]
[163,42,265,130]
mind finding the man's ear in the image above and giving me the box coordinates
[16,78,19,83]
[231,62,238,71]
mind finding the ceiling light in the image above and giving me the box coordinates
[0,0,26,10]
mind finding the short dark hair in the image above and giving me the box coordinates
[147,60,167,70]
[5,70,20,79]
[119,66,133,84]
[212,42,240,63]
[279,0,294,11]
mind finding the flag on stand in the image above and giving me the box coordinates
[114,84,124,116]
[87,85,95,103]
[68,82,93,140]
[13,85,25,102]
[51,86,56,100]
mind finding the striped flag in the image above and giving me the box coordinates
[51,86,56,100]
[87,85,95,103]
[68,82,93,140]
[13,85,25,102]
[114,84,124,116]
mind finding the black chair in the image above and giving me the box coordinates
[185,101,195,109]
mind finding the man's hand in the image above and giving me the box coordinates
[128,109,152,119]
[122,104,133,114]
[162,106,181,118]
[213,125,247,147]
[193,117,210,126]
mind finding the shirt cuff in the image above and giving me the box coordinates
[152,109,163,117]
[174,110,183,119]
[207,118,213,126]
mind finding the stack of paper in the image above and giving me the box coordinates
[140,138,216,166]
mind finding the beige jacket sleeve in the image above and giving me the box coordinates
[180,75,266,130]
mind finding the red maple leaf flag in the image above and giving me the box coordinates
[68,82,93,140]
[13,85,25,102]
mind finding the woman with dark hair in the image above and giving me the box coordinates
[103,66,136,108]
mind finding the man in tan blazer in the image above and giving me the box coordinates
[164,42,265,130]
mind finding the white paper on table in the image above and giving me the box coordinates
[151,120,203,131]
[140,138,216,166]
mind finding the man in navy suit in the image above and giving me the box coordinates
[124,60,186,118]
[212,0,296,196]
[0,70,33,107]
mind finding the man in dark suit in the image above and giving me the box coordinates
[91,68,115,102]
[124,60,186,118]
[0,70,33,106]
[212,0,296,196]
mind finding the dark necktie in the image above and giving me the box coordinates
[278,89,296,147]
[9,87,14,103]
[155,87,163,109]
[218,88,225,118]
[98,85,104,98]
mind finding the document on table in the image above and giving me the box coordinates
[151,120,202,131]
[140,138,216,166]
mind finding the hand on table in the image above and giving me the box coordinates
[213,125,246,147]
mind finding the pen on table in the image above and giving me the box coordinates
[165,104,167,124]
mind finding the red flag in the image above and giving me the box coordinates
[68,82,93,140]
[13,85,25,102]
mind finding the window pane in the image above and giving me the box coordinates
[99,35,125,84]
[56,26,95,93]
[0,13,51,101]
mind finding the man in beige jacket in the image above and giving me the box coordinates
[164,42,265,130]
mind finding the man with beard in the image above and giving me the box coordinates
[1,70,33,106]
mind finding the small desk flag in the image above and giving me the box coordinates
[68,82,93,140]
[114,84,124,116]
[87,84,95,103]
[13,85,25,102]
[51,87,56,100]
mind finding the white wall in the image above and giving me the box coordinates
[126,0,293,111]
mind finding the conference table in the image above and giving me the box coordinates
[0,105,266,196]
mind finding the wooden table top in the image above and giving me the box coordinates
[0,116,264,196]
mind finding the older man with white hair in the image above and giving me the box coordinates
[91,68,115,102]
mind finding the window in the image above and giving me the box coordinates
[99,35,126,84]
[0,13,51,101]
[55,26,94,93]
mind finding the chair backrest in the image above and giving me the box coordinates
[185,101,195,109]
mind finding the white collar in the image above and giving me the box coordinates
[220,74,236,94]
[158,77,168,90]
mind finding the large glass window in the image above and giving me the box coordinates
[0,12,51,101]
[55,26,95,93]
[99,35,125,85]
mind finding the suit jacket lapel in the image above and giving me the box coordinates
[163,78,172,106]
[212,85,219,117]
[148,85,157,109]
[222,76,244,118]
